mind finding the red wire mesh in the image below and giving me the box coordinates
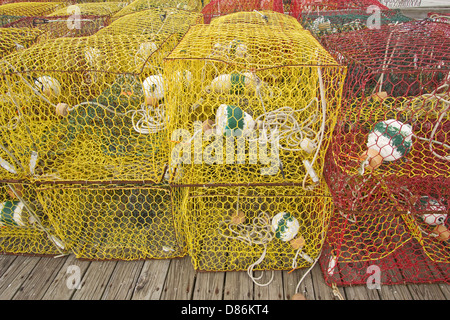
[319,20,450,286]
[287,0,389,20]
[319,210,450,286]
[201,0,284,23]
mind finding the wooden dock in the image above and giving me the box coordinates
[0,253,448,300]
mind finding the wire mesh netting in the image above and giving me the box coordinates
[47,2,129,17]
[0,27,43,58]
[0,182,65,256]
[3,15,111,40]
[209,9,304,30]
[319,209,449,286]
[299,8,412,39]
[319,20,450,284]
[36,183,187,260]
[95,7,203,39]
[201,0,284,23]
[182,183,332,277]
[0,33,179,182]
[287,0,389,20]
[112,0,204,20]
[0,1,66,16]
[164,23,346,187]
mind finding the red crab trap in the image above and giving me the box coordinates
[0,181,67,256]
[318,207,450,287]
[35,183,187,260]
[164,23,347,188]
[298,8,412,39]
[0,32,180,183]
[2,15,111,41]
[201,0,284,24]
[180,183,333,281]
[287,0,389,20]
[318,20,450,282]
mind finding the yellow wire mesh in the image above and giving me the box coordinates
[112,0,203,20]
[95,7,203,38]
[0,33,179,182]
[209,9,303,30]
[36,184,187,260]
[47,2,129,17]
[0,2,66,16]
[0,182,65,256]
[164,23,346,187]
[182,183,332,272]
[0,27,43,58]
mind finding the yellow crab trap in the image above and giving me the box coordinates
[0,181,66,256]
[0,2,66,17]
[209,9,303,30]
[164,23,346,188]
[181,183,332,279]
[95,7,203,39]
[112,0,203,20]
[0,27,43,59]
[47,2,129,17]
[201,0,284,24]
[0,33,180,183]
[36,183,187,260]
[319,207,450,286]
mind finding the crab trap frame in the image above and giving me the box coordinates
[164,23,346,188]
[318,20,450,281]
[0,33,179,182]
[181,183,332,278]
[319,208,449,286]
[36,183,187,260]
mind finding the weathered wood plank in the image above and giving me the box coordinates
[253,270,284,300]
[160,256,196,300]
[282,267,314,300]
[223,271,254,300]
[192,271,225,300]
[41,254,91,300]
[101,260,145,300]
[12,255,68,300]
[70,260,118,300]
[310,262,345,300]
[131,259,171,300]
[0,255,18,277]
[0,256,41,299]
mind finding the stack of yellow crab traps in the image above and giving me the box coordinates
[0,0,204,260]
[163,12,347,284]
